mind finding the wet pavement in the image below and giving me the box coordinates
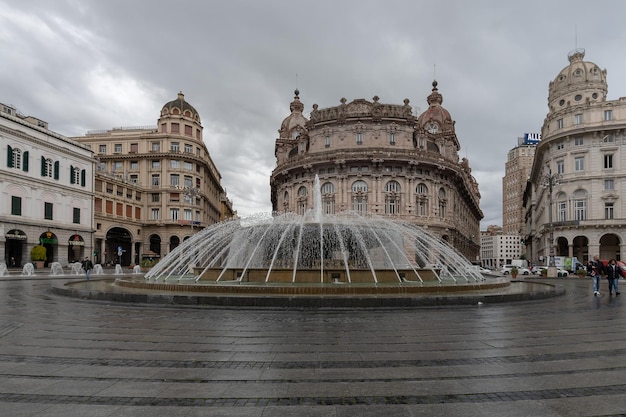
[1,274,626,416]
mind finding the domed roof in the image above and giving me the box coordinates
[279,89,308,137]
[417,80,454,132]
[161,92,201,122]
[548,49,607,110]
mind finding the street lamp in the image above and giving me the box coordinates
[541,168,561,277]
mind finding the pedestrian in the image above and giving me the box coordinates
[605,258,622,296]
[82,257,93,281]
[589,255,604,296]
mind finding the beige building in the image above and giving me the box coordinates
[525,49,626,265]
[270,82,483,261]
[480,225,524,270]
[1,103,94,267]
[502,137,537,236]
[73,93,234,266]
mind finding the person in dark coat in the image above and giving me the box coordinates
[605,258,622,296]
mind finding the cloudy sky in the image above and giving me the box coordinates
[2,0,626,228]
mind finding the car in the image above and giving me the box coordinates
[500,266,531,275]
[531,266,569,277]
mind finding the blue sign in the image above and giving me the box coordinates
[524,133,541,145]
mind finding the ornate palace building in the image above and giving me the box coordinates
[73,93,234,266]
[270,82,483,261]
[525,49,626,264]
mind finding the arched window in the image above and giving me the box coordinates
[416,183,429,216]
[438,188,447,218]
[297,186,308,215]
[384,181,401,215]
[320,182,335,214]
[351,180,368,214]
[352,180,368,193]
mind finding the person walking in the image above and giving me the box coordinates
[605,258,622,296]
[82,257,93,281]
[589,255,604,296]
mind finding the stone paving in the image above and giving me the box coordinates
[0,273,626,416]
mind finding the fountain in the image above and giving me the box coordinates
[50,262,64,275]
[140,176,487,294]
[133,265,141,274]
[71,262,83,275]
[22,263,35,276]
[0,263,7,276]
[115,264,123,275]
[93,264,103,275]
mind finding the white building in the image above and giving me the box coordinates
[1,103,94,267]
[480,226,523,269]
[525,49,626,264]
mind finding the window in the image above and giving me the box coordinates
[44,202,53,220]
[171,123,180,133]
[574,136,584,146]
[151,160,160,169]
[151,142,160,152]
[11,196,21,215]
[356,132,363,145]
[605,203,614,220]
[389,133,396,145]
[170,208,179,220]
[574,114,583,124]
[438,188,446,218]
[184,143,193,153]
[130,143,138,153]
[170,174,180,186]
[556,143,564,150]
[574,191,586,220]
[352,180,368,193]
[114,144,122,153]
[604,154,614,169]
[385,180,400,193]
[152,174,160,186]
[321,182,334,194]
[184,209,193,221]
[7,146,28,171]
[99,144,106,153]
[416,183,428,195]
[70,166,85,186]
[73,208,80,224]
[41,157,58,179]
[557,201,567,222]
[184,125,193,136]
[151,208,160,220]
[556,160,565,175]
[605,179,614,190]
[574,157,584,171]
[184,176,193,188]
[184,161,193,170]
[113,161,123,171]
[170,142,180,152]
[151,193,160,202]
[129,161,138,170]
[130,174,138,184]
[556,118,563,129]
[325,136,330,148]
[170,160,180,169]
[604,110,613,121]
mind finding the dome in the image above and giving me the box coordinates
[279,89,308,138]
[417,81,454,133]
[548,49,607,110]
[161,92,201,122]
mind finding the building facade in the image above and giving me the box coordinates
[480,225,523,270]
[270,82,483,261]
[1,103,94,267]
[73,93,234,266]
[502,137,537,237]
[525,49,626,264]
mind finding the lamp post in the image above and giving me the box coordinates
[541,168,560,277]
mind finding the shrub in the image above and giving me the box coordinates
[30,245,47,261]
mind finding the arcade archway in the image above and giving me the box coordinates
[106,227,132,266]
